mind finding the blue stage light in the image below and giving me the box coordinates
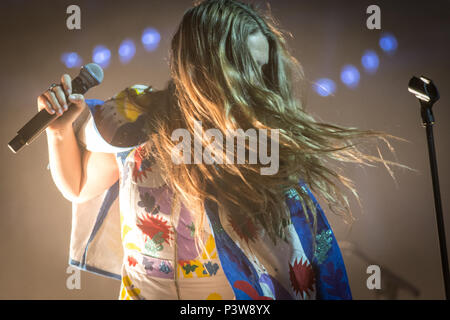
[340,65,360,89]
[118,39,136,64]
[141,28,161,51]
[361,50,379,74]
[61,52,82,68]
[313,78,336,97]
[379,33,398,53]
[92,45,111,68]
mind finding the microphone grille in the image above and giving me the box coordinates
[84,63,104,84]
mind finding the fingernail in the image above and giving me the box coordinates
[68,94,75,100]
[64,104,68,110]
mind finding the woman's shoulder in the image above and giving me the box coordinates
[110,82,174,120]
[79,82,175,153]
[111,84,154,103]
[79,84,152,153]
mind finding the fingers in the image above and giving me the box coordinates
[67,93,85,107]
[61,74,72,96]
[53,86,68,111]
[38,74,85,117]
[37,95,54,115]
[43,90,64,115]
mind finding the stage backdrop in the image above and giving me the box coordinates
[0,0,448,299]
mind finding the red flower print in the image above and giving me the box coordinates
[289,257,315,298]
[137,213,174,244]
[132,146,154,182]
[178,260,190,267]
[128,256,138,267]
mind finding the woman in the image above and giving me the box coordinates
[38,0,395,300]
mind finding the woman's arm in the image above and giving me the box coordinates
[39,74,119,203]
[46,128,118,203]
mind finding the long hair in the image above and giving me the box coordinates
[138,0,404,257]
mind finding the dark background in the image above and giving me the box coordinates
[0,0,449,299]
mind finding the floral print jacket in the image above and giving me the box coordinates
[68,84,352,300]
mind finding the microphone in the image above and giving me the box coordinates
[8,63,104,154]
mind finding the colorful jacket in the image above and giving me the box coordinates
[68,84,352,300]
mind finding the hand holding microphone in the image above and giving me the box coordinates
[37,74,87,132]
[8,63,104,153]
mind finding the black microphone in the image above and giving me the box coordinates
[8,63,104,154]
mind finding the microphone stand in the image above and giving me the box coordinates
[409,76,449,300]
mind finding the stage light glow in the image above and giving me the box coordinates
[92,45,111,68]
[340,65,360,89]
[379,33,398,53]
[361,50,379,74]
[313,78,336,97]
[61,52,82,68]
[118,39,136,64]
[141,28,161,51]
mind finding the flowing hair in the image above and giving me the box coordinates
[136,0,405,257]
